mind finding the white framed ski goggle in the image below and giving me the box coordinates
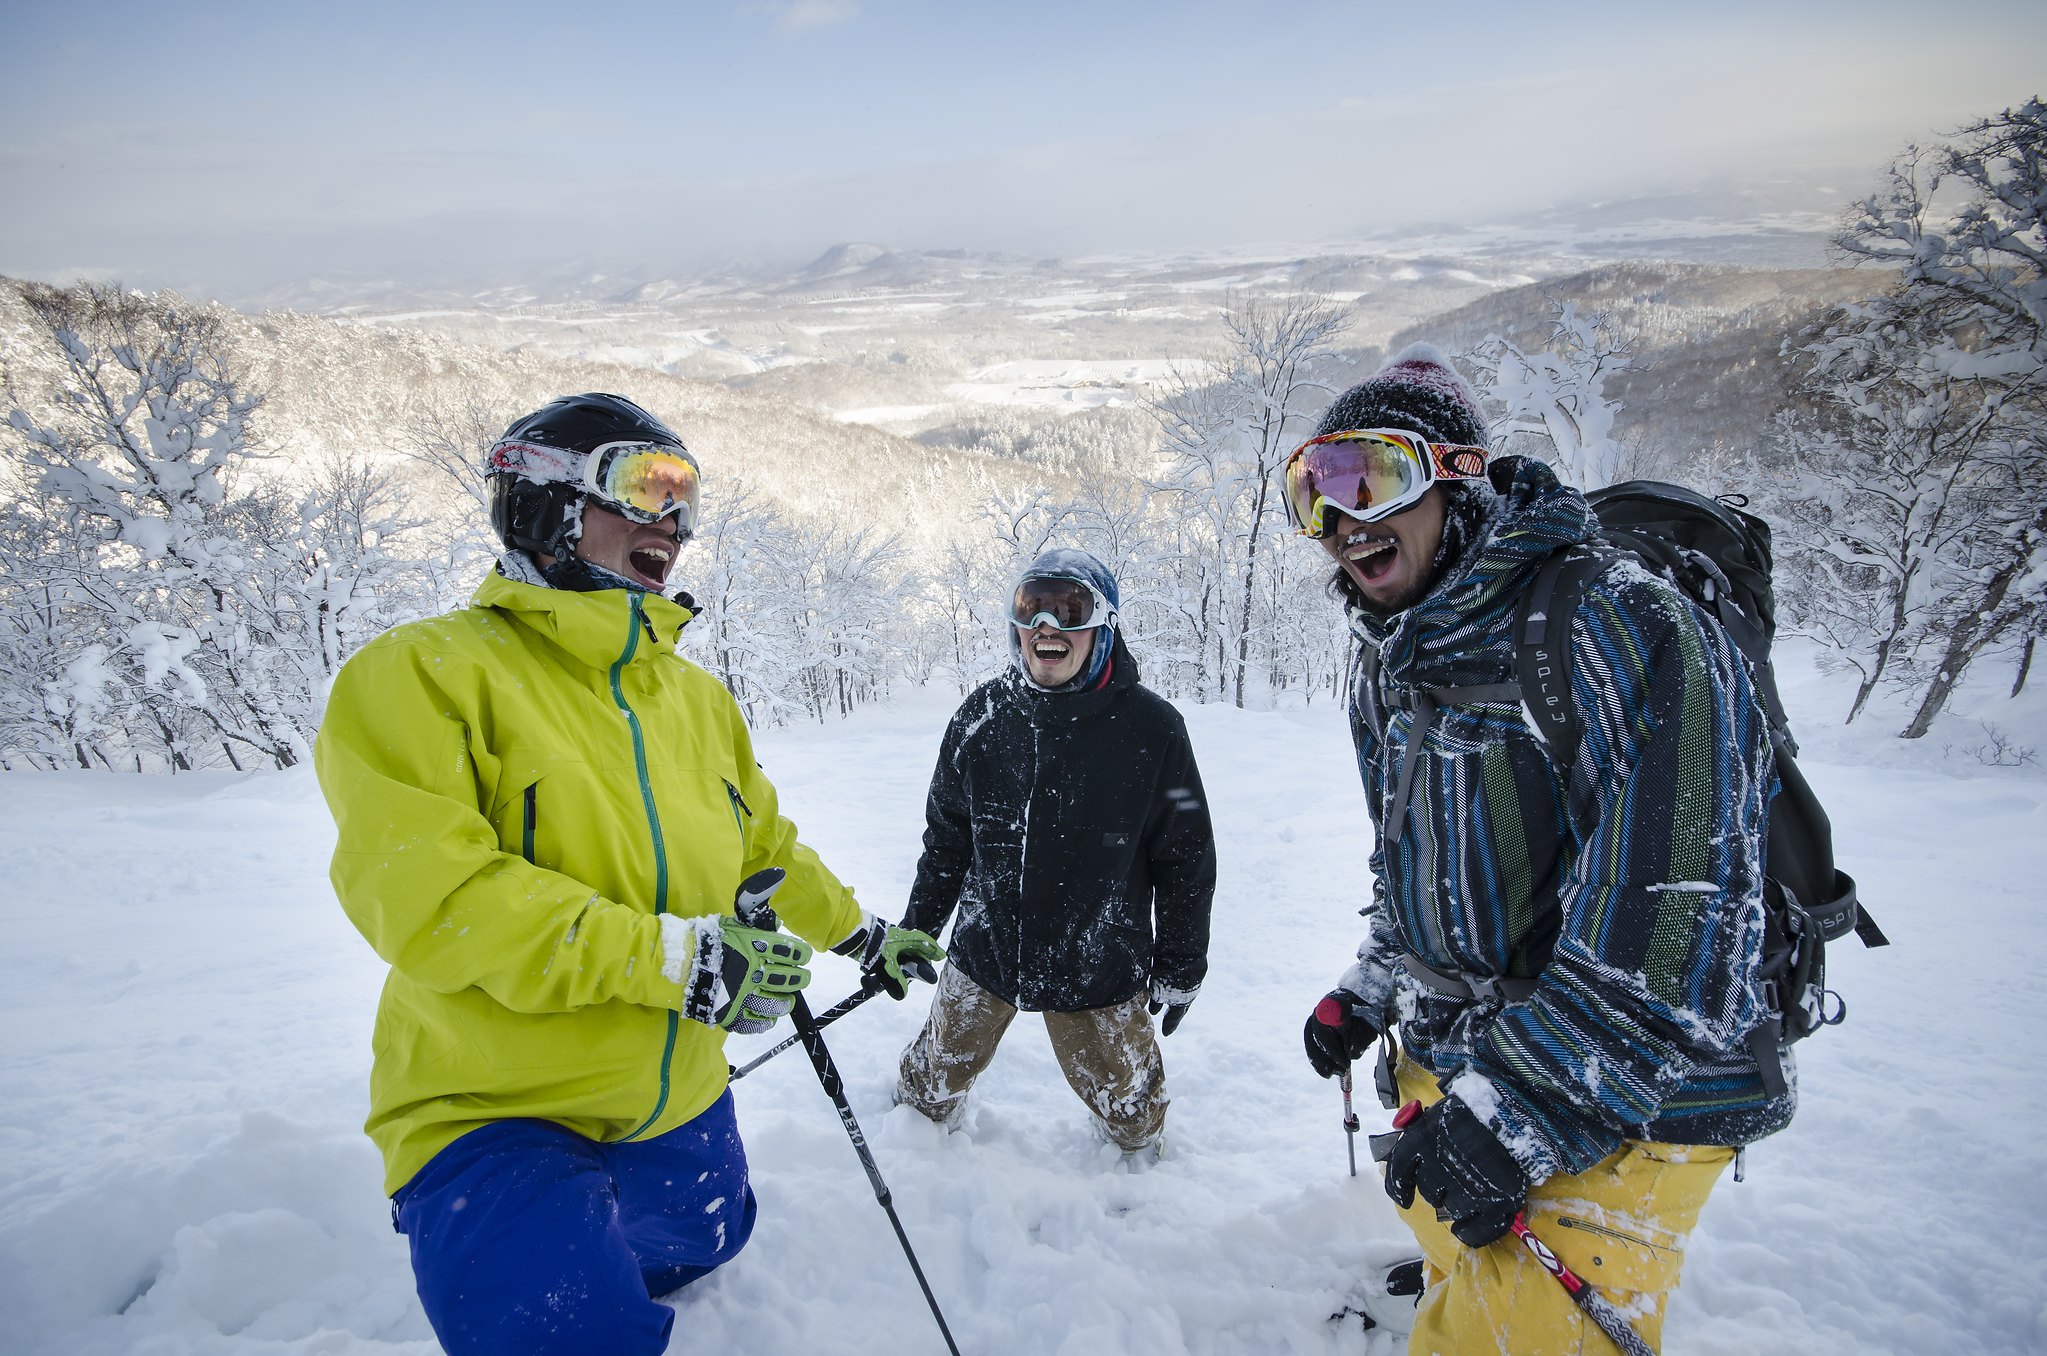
[1282,428,1488,537]
[1010,575,1116,632]
[580,441,701,536]
[489,437,702,538]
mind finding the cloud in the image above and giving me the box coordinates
[745,0,859,34]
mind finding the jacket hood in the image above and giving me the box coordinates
[1001,628,1139,722]
[473,569,695,669]
[1008,547,1121,691]
[1352,456,1595,680]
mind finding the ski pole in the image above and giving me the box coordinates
[1506,1213,1656,1356]
[1376,1101,1654,1356]
[1337,1069,1360,1177]
[734,871,962,1356]
[727,978,880,1083]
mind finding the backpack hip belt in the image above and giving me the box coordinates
[1400,953,1540,1007]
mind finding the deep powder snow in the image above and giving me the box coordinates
[1,648,2043,1355]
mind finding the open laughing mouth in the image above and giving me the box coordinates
[626,540,675,588]
[1029,634,1074,666]
[1340,528,1399,584]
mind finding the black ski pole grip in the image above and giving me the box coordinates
[1370,1098,1423,1164]
[734,867,786,930]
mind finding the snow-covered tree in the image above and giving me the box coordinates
[0,487,122,768]
[681,481,804,725]
[922,537,1005,695]
[396,386,517,613]
[1770,302,2040,724]
[678,481,919,726]
[779,520,915,722]
[1781,99,2047,736]
[1467,295,1637,490]
[1837,99,2045,384]
[1,282,439,769]
[3,283,311,766]
[1150,293,1351,707]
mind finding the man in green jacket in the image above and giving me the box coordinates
[315,392,942,1356]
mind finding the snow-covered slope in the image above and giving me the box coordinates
[1,655,2042,1355]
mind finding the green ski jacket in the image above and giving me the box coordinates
[316,571,863,1195]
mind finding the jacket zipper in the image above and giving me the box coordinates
[614,593,679,1142]
[521,784,537,864]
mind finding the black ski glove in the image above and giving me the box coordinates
[1147,978,1198,1037]
[1381,1097,1530,1248]
[1303,988,1380,1078]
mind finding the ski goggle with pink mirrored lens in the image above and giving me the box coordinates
[581,441,701,537]
[1011,575,1115,631]
[1281,428,1488,538]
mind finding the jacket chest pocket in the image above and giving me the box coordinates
[491,755,572,871]
[963,760,1032,853]
[642,766,753,915]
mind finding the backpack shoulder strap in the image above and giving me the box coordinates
[1348,635,1386,749]
[1376,682,1514,845]
[1514,546,1609,772]
[1373,546,1606,841]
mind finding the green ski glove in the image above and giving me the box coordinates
[667,913,813,1035]
[833,910,946,1000]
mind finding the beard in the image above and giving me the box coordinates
[1330,482,1497,619]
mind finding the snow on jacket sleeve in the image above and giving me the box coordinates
[317,639,681,1016]
[1144,709,1217,995]
[1468,570,1773,1182]
[900,692,981,939]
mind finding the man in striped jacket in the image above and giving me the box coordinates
[1289,347,1784,1353]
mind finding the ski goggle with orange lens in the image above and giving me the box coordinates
[1011,575,1115,631]
[1282,429,1488,538]
[581,441,701,537]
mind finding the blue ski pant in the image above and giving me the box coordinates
[392,1091,757,1356]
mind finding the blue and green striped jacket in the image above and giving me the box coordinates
[1343,459,1790,1183]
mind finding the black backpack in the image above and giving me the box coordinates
[1362,476,1888,1095]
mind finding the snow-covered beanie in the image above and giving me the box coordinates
[1314,342,1489,450]
[1008,547,1120,692]
[1319,344,1497,610]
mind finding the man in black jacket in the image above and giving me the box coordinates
[894,548,1217,1157]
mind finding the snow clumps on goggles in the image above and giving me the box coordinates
[1011,574,1115,631]
[1282,428,1488,538]
[489,438,702,539]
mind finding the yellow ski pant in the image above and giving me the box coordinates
[1392,1059,1734,1356]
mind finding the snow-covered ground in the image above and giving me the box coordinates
[2,651,2043,1355]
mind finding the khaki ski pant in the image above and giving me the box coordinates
[896,963,1168,1150]
[1390,1058,1734,1355]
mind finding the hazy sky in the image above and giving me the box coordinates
[3,0,2042,297]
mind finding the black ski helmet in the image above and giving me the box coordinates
[486,393,693,558]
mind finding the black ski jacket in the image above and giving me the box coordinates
[902,637,1216,1012]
